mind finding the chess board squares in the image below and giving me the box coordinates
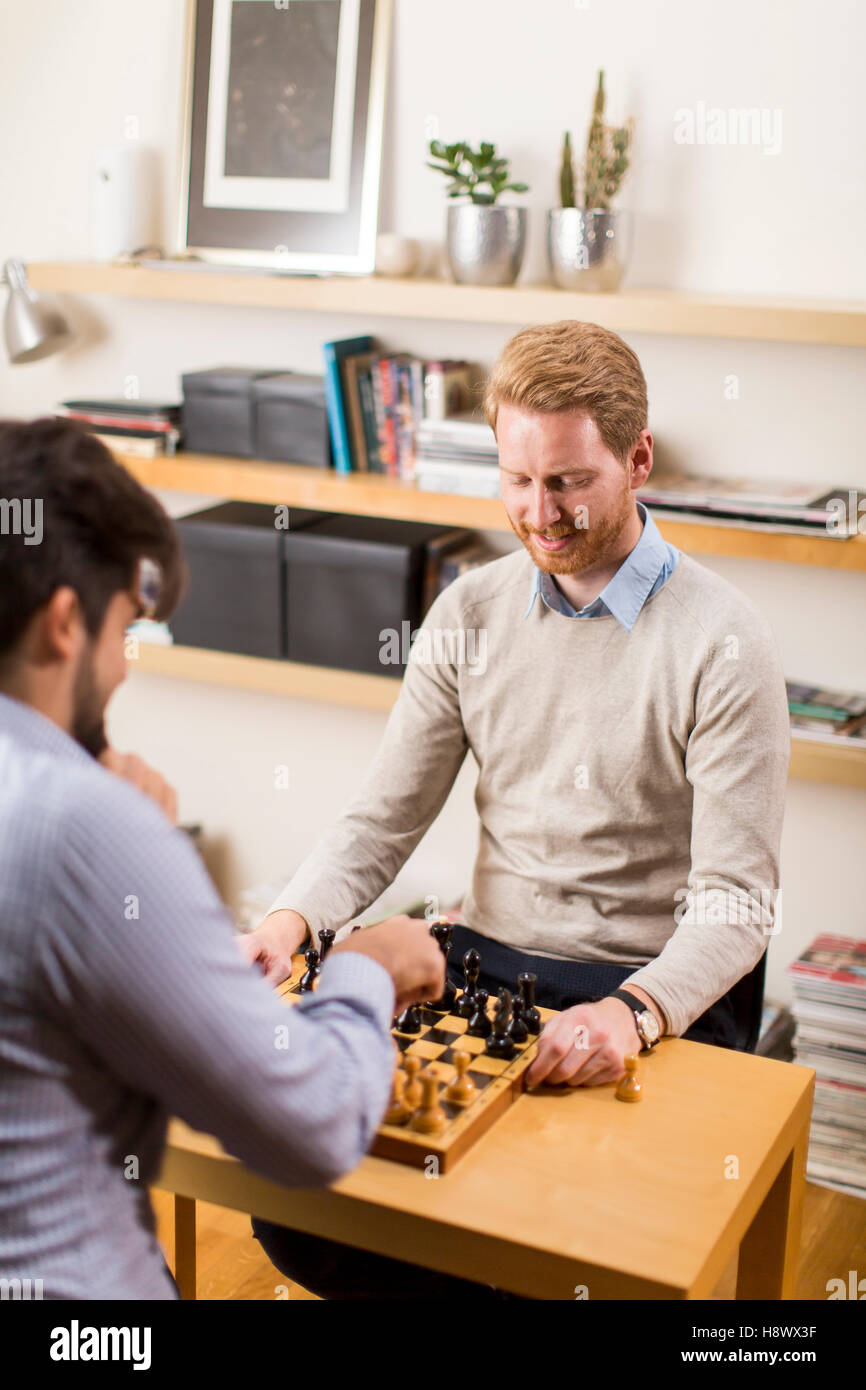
[422,1027,462,1046]
[464,1053,522,1077]
[416,1057,495,1092]
[419,1010,470,1033]
[417,1007,460,1027]
[402,1039,447,1062]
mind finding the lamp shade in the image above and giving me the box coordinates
[3,259,73,364]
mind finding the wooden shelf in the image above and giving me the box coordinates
[788,737,866,791]
[115,449,866,573]
[28,260,866,346]
[131,643,398,712]
[132,644,866,789]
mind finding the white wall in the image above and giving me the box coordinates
[1,0,864,1005]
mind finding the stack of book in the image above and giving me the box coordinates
[638,471,865,538]
[58,399,181,457]
[787,681,866,745]
[787,935,866,1198]
[323,335,474,477]
[415,410,499,498]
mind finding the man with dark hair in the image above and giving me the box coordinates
[0,417,444,1299]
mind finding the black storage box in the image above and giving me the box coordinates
[181,367,282,457]
[171,501,327,659]
[285,515,460,677]
[253,372,331,468]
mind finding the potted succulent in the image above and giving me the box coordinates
[548,70,634,291]
[426,139,529,286]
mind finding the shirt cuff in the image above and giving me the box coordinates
[313,950,396,1030]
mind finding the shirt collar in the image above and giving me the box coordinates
[523,501,670,632]
[0,692,93,767]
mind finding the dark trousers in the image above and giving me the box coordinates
[251,926,739,1299]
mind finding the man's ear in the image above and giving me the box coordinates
[628,430,653,490]
[31,587,85,667]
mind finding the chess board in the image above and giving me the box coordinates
[278,955,556,1172]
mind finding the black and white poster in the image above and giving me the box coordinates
[180,0,390,271]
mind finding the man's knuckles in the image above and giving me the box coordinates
[542,1031,574,1064]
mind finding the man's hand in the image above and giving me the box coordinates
[525,997,642,1089]
[331,916,444,1014]
[98,748,178,826]
[237,909,309,986]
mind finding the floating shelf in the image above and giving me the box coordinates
[27,260,866,346]
[131,644,866,790]
[787,738,866,791]
[131,643,398,713]
[114,449,866,573]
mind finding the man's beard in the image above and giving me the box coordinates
[71,645,108,758]
[508,473,635,576]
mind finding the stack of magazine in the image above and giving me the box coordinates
[787,936,866,1198]
[415,410,499,497]
[638,471,865,538]
[787,681,866,744]
[58,399,181,457]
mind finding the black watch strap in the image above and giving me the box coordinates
[610,988,648,1016]
[610,989,660,1049]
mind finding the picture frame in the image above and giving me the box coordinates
[177,0,392,274]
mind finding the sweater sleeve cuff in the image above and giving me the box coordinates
[265,890,331,949]
[314,950,395,1030]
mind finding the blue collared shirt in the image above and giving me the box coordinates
[524,500,680,631]
[0,693,395,1298]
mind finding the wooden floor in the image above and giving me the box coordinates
[151,1180,866,1300]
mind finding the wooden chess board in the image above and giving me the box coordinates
[278,955,557,1172]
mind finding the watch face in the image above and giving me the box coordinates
[639,1010,660,1044]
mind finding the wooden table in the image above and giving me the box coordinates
[156,1036,814,1300]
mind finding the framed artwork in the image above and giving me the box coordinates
[178,0,392,273]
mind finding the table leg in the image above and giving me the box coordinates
[173,1194,198,1301]
[735,1113,809,1300]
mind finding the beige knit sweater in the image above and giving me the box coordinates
[271,548,790,1035]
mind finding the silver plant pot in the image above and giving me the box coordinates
[547,208,632,292]
[446,204,527,286]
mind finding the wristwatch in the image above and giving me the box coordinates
[609,989,661,1051]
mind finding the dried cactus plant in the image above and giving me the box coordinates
[426,139,529,206]
[559,131,576,208]
[582,70,633,211]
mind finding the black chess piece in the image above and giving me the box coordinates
[455,948,481,1018]
[486,989,517,1059]
[518,972,541,1035]
[299,946,320,992]
[425,920,457,1012]
[318,927,336,962]
[394,1003,422,1034]
[508,995,530,1045]
[466,987,491,1038]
